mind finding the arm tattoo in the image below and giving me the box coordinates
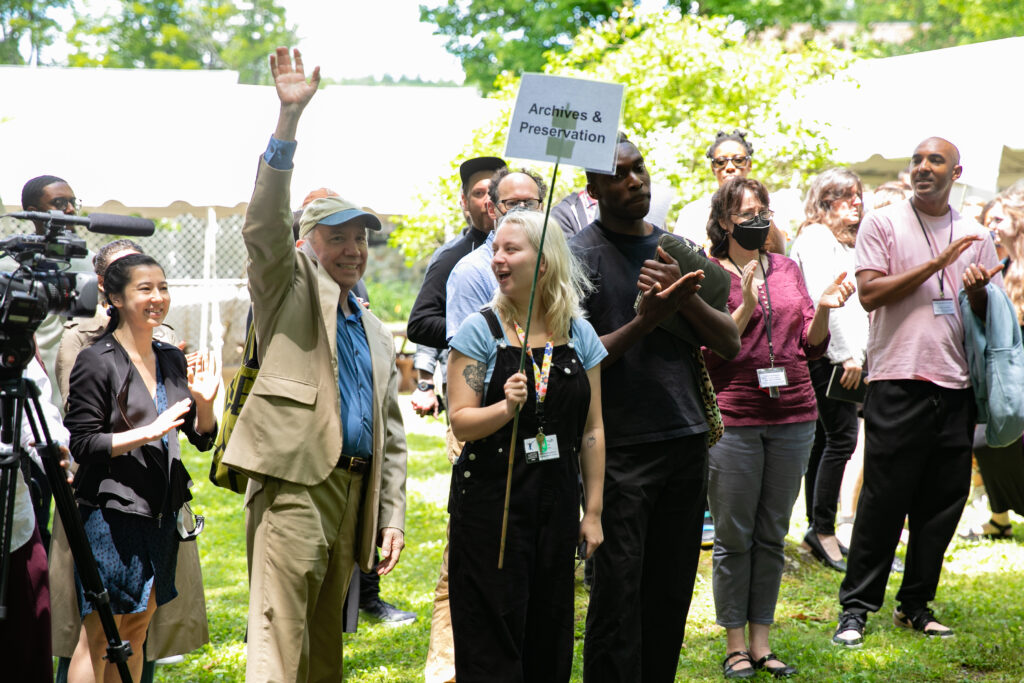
[586,435,596,448]
[463,361,486,394]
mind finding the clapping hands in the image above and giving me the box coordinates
[818,272,856,309]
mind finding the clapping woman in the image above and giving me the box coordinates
[65,254,218,683]
[703,178,854,679]
[446,209,606,682]
[790,169,870,571]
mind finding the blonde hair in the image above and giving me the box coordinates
[998,182,1024,324]
[491,210,593,339]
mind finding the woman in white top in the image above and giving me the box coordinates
[790,168,869,571]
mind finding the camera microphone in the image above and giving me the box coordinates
[5,211,156,237]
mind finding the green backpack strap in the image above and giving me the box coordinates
[209,319,258,493]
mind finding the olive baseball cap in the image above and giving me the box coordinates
[299,196,382,237]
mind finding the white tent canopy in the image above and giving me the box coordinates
[796,36,1024,191]
[3,37,1023,219]
[0,66,501,217]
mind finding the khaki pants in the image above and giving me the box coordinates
[246,469,363,683]
[424,426,462,683]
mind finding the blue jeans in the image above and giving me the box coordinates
[708,421,815,628]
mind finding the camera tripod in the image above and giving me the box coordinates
[0,373,134,683]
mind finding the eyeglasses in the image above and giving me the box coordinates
[732,209,774,223]
[50,197,82,211]
[711,155,751,169]
[498,198,542,212]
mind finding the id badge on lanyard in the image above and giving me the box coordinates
[525,434,560,463]
[932,298,956,316]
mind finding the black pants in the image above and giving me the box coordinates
[583,434,707,683]
[804,358,859,536]
[839,380,973,615]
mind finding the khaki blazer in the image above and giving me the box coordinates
[224,158,407,572]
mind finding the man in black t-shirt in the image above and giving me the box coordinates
[571,137,740,683]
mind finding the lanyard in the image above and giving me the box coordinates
[729,255,775,366]
[910,203,954,298]
[513,321,553,419]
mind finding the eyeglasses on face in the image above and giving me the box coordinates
[732,209,774,223]
[498,198,542,212]
[711,155,751,169]
[50,197,83,211]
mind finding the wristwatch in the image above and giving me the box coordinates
[416,381,435,392]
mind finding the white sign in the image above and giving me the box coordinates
[505,73,624,173]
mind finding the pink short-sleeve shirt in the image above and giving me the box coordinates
[855,199,1002,389]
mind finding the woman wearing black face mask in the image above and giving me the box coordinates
[703,177,854,679]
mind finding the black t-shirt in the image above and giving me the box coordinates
[570,220,707,448]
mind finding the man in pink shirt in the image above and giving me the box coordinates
[833,138,1003,648]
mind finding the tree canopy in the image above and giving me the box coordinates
[422,0,1024,92]
[0,0,72,65]
[391,8,850,262]
[0,0,297,84]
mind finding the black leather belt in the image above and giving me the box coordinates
[337,454,369,474]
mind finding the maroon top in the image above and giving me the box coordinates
[704,253,828,427]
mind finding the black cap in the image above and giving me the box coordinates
[459,156,506,189]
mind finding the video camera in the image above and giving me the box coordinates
[1,209,155,376]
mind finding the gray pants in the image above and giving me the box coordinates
[708,421,815,628]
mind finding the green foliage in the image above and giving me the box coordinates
[693,0,834,30]
[420,0,626,93]
[848,0,1024,55]
[0,0,71,64]
[391,9,848,263]
[66,0,296,84]
[364,277,420,323]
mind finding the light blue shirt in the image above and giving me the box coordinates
[445,231,498,342]
[450,308,607,394]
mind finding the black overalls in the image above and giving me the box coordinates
[449,309,591,683]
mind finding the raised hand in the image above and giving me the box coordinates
[819,271,855,309]
[962,262,1004,293]
[935,234,981,270]
[739,260,758,309]
[270,46,320,109]
[187,350,220,406]
[147,398,192,442]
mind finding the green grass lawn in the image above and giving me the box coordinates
[156,413,1024,682]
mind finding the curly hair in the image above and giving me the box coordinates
[707,177,770,258]
[487,168,547,209]
[998,181,1024,324]
[799,168,863,247]
[706,130,754,159]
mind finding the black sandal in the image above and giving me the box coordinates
[893,606,954,638]
[984,518,1013,539]
[722,650,756,680]
[754,652,798,678]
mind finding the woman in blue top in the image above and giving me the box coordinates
[64,254,218,683]
[446,209,606,683]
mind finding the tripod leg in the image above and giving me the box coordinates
[21,381,135,683]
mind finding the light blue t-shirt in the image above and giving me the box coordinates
[445,231,498,342]
[449,308,607,395]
